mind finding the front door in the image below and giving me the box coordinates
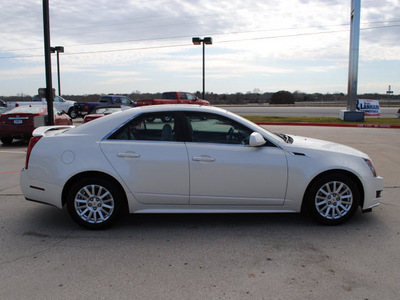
[184,112,287,205]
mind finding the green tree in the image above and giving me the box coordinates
[270,90,295,104]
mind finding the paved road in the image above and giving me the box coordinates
[0,126,399,299]
[220,105,398,118]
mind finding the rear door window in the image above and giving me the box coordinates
[108,113,177,141]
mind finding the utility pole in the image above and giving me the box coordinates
[42,0,54,125]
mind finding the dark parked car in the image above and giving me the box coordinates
[73,95,135,117]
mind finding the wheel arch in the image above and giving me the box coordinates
[301,169,365,213]
[62,171,128,211]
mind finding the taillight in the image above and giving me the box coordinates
[25,136,42,169]
[84,104,89,110]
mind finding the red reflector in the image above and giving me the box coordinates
[25,136,42,169]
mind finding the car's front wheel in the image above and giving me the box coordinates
[68,108,77,119]
[67,177,124,229]
[304,173,360,225]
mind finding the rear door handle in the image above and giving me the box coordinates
[192,155,216,162]
[117,151,140,158]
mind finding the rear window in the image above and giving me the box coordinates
[100,96,112,103]
[161,93,177,99]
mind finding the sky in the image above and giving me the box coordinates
[0,0,399,97]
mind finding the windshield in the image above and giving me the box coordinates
[273,132,293,143]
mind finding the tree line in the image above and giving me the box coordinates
[2,90,398,105]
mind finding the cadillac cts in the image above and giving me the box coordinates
[20,105,383,229]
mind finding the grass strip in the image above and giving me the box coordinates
[243,116,400,125]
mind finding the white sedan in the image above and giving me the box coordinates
[20,105,383,229]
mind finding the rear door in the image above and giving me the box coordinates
[54,96,69,112]
[100,112,190,205]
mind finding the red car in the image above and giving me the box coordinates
[0,105,72,145]
[83,105,128,124]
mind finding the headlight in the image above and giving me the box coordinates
[364,158,377,177]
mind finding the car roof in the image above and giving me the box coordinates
[66,104,282,144]
[69,105,225,135]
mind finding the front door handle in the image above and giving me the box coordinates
[192,155,216,162]
[117,151,140,158]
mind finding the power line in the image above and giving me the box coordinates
[1,24,399,60]
[2,20,399,53]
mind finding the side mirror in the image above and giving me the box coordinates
[249,132,266,147]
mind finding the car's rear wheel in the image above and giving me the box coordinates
[305,173,360,225]
[1,137,13,145]
[67,177,124,229]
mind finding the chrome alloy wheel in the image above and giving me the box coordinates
[315,181,353,220]
[74,184,115,224]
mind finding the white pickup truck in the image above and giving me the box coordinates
[7,95,77,118]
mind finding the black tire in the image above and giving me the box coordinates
[66,177,125,229]
[1,137,13,145]
[304,173,360,225]
[161,116,173,123]
[68,108,77,119]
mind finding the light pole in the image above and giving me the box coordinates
[192,37,212,99]
[51,46,64,96]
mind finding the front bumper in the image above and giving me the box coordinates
[362,176,384,210]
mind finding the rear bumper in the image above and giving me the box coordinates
[20,168,64,209]
[0,124,33,138]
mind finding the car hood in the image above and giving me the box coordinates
[285,135,367,157]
